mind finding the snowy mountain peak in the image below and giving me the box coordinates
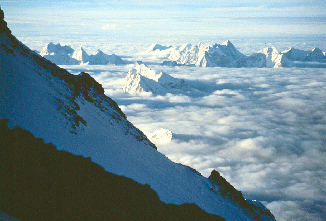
[40,42,74,56]
[72,47,89,63]
[221,40,233,46]
[146,43,172,53]
[94,49,104,55]
[167,41,245,67]
[39,43,125,65]
[123,63,190,94]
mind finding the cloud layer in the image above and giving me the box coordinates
[64,62,326,221]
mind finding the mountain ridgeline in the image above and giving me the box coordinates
[146,42,326,68]
[0,119,224,221]
[0,7,275,221]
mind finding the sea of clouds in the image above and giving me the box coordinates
[5,5,325,219]
[62,58,326,221]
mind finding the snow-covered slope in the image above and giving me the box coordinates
[145,41,325,68]
[71,47,90,64]
[0,8,275,221]
[40,43,125,65]
[123,63,190,94]
[169,43,207,66]
[197,40,246,67]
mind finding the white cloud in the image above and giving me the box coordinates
[61,39,326,221]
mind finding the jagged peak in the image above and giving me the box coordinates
[146,43,172,53]
[47,41,56,47]
[221,40,233,47]
[94,49,104,55]
[75,46,87,53]
[0,6,4,20]
[311,47,323,53]
[0,6,11,35]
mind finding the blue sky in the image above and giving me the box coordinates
[2,0,326,17]
[2,0,326,52]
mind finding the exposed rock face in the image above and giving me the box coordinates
[0,7,11,35]
[209,170,275,221]
[306,48,326,61]
[0,119,224,221]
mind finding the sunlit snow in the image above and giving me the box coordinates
[2,3,326,219]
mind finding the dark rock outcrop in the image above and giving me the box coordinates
[0,118,224,221]
[0,6,11,35]
[209,170,275,221]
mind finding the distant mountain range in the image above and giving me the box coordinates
[40,42,125,65]
[145,41,326,68]
[0,7,275,221]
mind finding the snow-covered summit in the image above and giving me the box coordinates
[40,42,79,65]
[258,47,283,68]
[88,50,125,65]
[169,43,207,66]
[71,47,89,64]
[165,41,245,67]
[144,41,326,68]
[281,47,309,61]
[40,42,74,56]
[40,43,125,65]
[123,63,190,94]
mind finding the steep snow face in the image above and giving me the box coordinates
[257,47,295,68]
[257,47,282,68]
[71,47,89,64]
[168,41,245,67]
[0,10,275,221]
[169,43,208,66]
[123,63,190,94]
